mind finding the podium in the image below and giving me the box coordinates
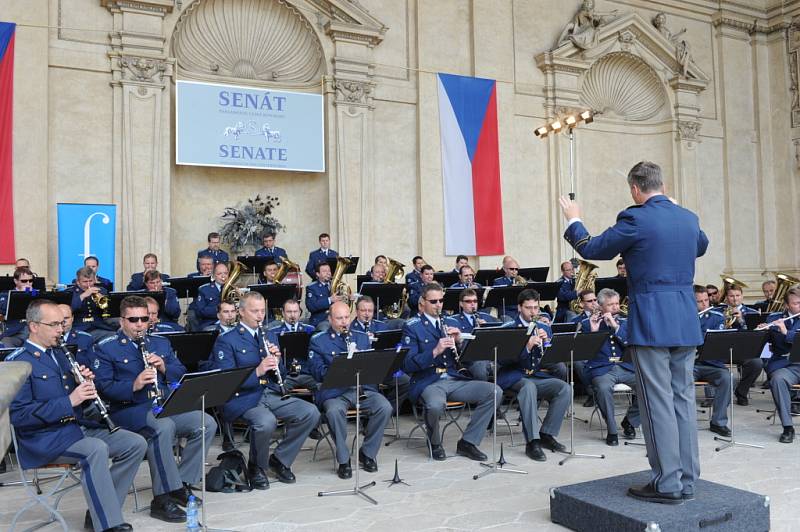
[317,348,406,505]
[458,327,529,480]
[153,330,219,373]
[157,366,255,532]
[698,330,768,452]
[544,331,609,465]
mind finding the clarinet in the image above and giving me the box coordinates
[59,338,119,433]
[137,331,164,412]
[258,321,290,399]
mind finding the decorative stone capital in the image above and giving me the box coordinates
[101,0,173,15]
[677,120,701,144]
[333,78,373,108]
[115,54,170,83]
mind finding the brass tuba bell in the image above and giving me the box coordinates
[569,259,599,314]
[220,260,247,304]
[383,257,408,319]
[331,257,354,312]
[766,273,800,314]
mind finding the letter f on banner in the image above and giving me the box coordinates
[57,204,117,285]
[83,211,111,259]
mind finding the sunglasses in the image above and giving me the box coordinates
[18,278,34,284]
[426,298,445,304]
[123,316,150,323]
[508,267,518,271]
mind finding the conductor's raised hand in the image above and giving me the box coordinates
[559,196,581,221]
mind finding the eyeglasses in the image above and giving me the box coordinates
[426,298,445,304]
[18,278,34,284]
[123,316,150,323]
[35,321,65,329]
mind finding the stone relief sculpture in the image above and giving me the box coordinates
[653,12,693,78]
[556,0,618,50]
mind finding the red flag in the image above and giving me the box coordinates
[0,22,16,264]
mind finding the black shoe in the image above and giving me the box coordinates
[103,525,134,532]
[456,439,487,461]
[525,440,546,462]
[621,417,636,440]
[627,483,683,505]
[606,433,619,446]
[539,433,566,453]
[779,426,795,444]
[150,494,187,523]
[791,403,800,415]
[682,492,695,501]
[358,448,378,473]
[337,461,352,479]
[309,428,322,440]
[269,455,296,484]
[582,395,595,408]
[709,424,731,438]
[431,444,446,461]
[735,394,749,406]
[699,398,713,408]
[168,483,201,507]
[248,464,270,490]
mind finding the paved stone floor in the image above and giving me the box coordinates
[1,388,799,531]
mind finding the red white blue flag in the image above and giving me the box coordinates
[437,73,504,256]
[0,22,15,264]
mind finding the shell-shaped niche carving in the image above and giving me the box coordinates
[580,52,666,121]
[172,0,324,86]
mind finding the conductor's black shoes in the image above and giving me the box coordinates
[337,461,352,479]
[431,444,446,461]
[709,424,731,438]
[525,440,546,462]
[621,417,636,439]
[456,439,487,461]
[627,484,683,505]
[605,433,619,446]
[539,433,566,453]
[779,426,795,443]
[150,494,187,523]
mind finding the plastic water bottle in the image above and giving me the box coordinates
[186,495,200,531]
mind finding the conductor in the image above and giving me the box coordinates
[560,161,708,504]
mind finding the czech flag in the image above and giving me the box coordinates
[437,73,504,256]
[0,22,15,264]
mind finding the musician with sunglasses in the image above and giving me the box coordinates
[0,267,36,347]
[763,285,800,443]
[92,296,215,523]
[402,283,501,461]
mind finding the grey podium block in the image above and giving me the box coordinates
[550,470,769,532]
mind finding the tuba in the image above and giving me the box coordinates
[274,257,300,283]
[765,273,800,314]
[719,275,747,328]
[385,258,405,284]
[220,260,247,304]
[569,259,599,314]
[331,257,354,312]
[383,258,408,319]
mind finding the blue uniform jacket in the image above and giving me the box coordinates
[305,281,332,327]
[444,311,499,333]
[254,246,288,261]
[350,319,388,336]
[579,317,634,380]
[93,332,186,432]
[9,341,102,468]
[208,326,285,422]
[126,272,170,292]
[711,304,757,330]
[401,315,470,403]
[555,276,577,322]
[496,318,554,389]
[0,290,25,337]
[764,312,800,373]
[70,286,109,330]
[65,329,94,364]
[564,195,708,346]
[195,282,223,328]
[308,329,373,404]
[450,282,484,290]
[70,276,113,292]
[134,286,180,322]
[697,310,726,368]
[196,248,229,267]
[405,270,422,287]
[305,248,338,279]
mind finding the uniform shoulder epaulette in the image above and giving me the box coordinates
[308,280,321,287]
[406,317,420,325]
[97,335,117,346]
[75,330,93,338]
[219,327,236,337]
[5,347,26,360]
[708,310,724,318]
[311,331,326,340]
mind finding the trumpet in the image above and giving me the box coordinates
[59,339,119,433]
[756,311,800,330]
[91,291,110,310]
[137,331,164,413]
[258,321,290,399]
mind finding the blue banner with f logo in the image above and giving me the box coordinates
[57,203,116,285]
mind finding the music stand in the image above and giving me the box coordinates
[324,256,359,274]
[356,275,373,291]
[475,269,503,287]
[276,331,311,375]
[236,256,275,277]
[106,292,165,318]
[551,322,579,334]
[594,277,628,301]
[372,329,402,350]
[166,276,208,301]
[157,366,254,532]
[483,286,527,320]
[433,271,459,287]
[154,330,219,373]
[358,283,405,317]
[698,330,768,452]
[544,331,610,465]
[317,348,406,505]
[518,267,549,282]
[744,313,768,330]
[246,284,298,311]
[443,288,485,314]
[4,291,73,321]
[524,282,560,303]
[457,327,530,480]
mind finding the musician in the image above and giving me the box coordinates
[408,265,435,311]
[402,282,502,461]
[305,261,339,329]
[127,253,170,291]
[305,232,338,279]
[705,284,721,306]
[255,232,288,262]
[15,257,30,269]
[203,301,238,334]
[754,280,777,311]
[267,299,317,391]
[694,286,732,437]
[93,296,216,522]
[572,289,599,407]
[194,262,229,330]
[189,255,214,278]
[452,255,469,274]
[258,260,279,285]
[405,256,425,286]
[83,256,114,292]
[210,291,320,488]
[579,289,640,446]
[763,285,800,443]
[444,288,499,381]
[716,284,760,406]
[58,304,94,359]
[309,301,393,478]
[365,255,388,276]
[145,297,184,333]
[615,258,627,278]
[0,267,36,347]
[555,261,578,323]
[370,262,388,283]
[142,270,181,323]
[9,300,145,532]
[491,256,522,319]
[561,161,708,504]
[450,265,482,290]
[70,266,117,342]
[196,232,229,267]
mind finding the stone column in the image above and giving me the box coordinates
[670,77,706,215]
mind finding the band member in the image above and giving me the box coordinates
[452,255,469,274]
[444,288,499,381]
[142,270,181,323]
[193,262,229,331]
[408,265,435,311]
[491,256,523,319]
[0,267,36,347]
[305,232,338,279]
[189,255,214,278]
[255,232,288,262]
[753,280,777,312]
[716,284,760,405]
[763,285,800,443]
[15,257,30,269]
[615,258,627,278]
[71,266,117,342]
[204,300,238,334]
[210,291,320,488]
[9,300,146,532]
[93,296,216,523]
[579,289,640,445]
[450,265,482,290]
[496,289,569,461]
[196,232,229,267]
[305,261,340,329]
[705,284,721,306]
[369,262,388,283]
[405,256,425,286]
[572,289,599,407]
[58,304,94,359]
[127,253,170,291]
[402,282,502,461]
[555,261,577,323]
[694,286,731,437]
[83,256,114,292]
[364,255,388,276]
[309,302,393,478]
[144,297,184,332]
[267,299,317,391]
[562,161,708,504]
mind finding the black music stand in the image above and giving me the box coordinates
[107,292,165,318]
[523,282,559,303]
[0,276,46,291]
[544,331,610,465]
[236,256,275,276]
[317,348,407,505]
[157,366,253,532]
[518,267,549,282]
[372,329,402,350]
[355,275,372,291]
[433,271,459,287]
[4,291,72,321]
[458,327,529,480]
[744,313,768,330]
[551,322,579,334]
[154,330,219,373]
[475,269,503,287]
[698,330,768,452]
[484,286,527,320]
[166,276,209,300]
[594,277,628,301]
[443,288,485,314]
[324,256,359,274]
[358,283,405,317]
[247,284,298,311]
[276,331,311,375]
